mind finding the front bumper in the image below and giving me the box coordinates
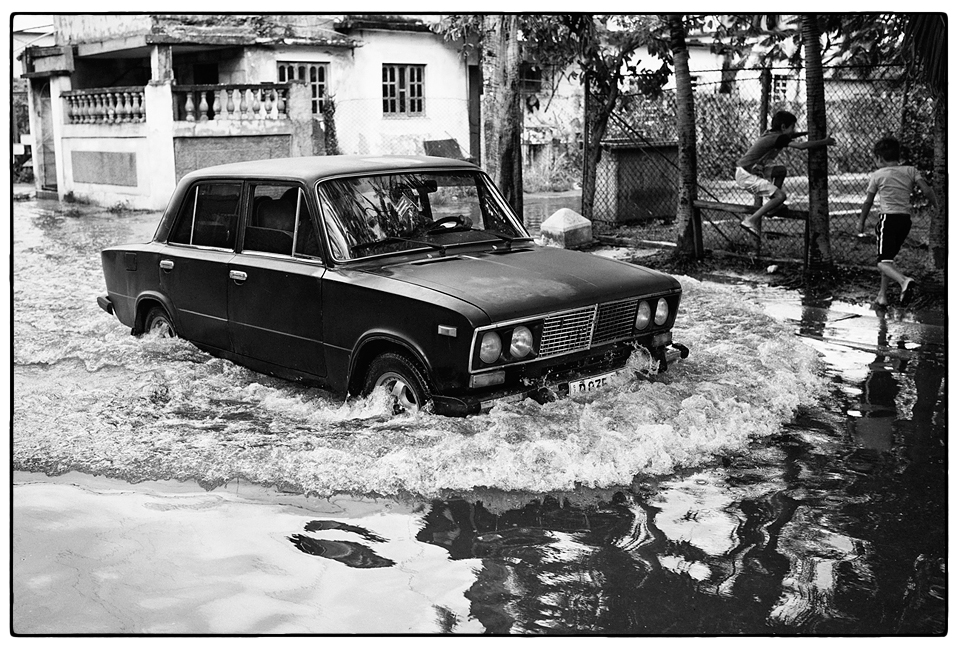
[432,342,689,416]
[97,293,114,315]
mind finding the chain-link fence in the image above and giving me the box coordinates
[522,90,584,193]
[590,65,936,267]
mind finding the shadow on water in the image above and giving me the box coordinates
[314,291,944,634]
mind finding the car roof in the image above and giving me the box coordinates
[181,155,479,184]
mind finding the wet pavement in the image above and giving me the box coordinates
[11,195,947,634]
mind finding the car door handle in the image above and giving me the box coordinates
[159,259,174,271]
[229,270,248,283]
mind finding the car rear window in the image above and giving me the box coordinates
[243,185,323,259]
[169,182,242,249]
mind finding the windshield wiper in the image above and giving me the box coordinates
[483,231,532,251]
[351,236,447,256]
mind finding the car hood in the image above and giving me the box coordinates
[371,246,681,323]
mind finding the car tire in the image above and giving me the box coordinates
[364,352,431,415]
[143,306,176,338]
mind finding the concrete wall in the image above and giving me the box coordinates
[173,134,292,180]
[241,30,471,157]
[335,29,471,157]
[56,82,177,210]
[53,15,153,44]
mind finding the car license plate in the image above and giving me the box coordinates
[568,371,616,395]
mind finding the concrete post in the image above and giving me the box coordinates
[47,75,71,199]
[145,79,178,209]
[151,45,174,83]
[285,80,314,157]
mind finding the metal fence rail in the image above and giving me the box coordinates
[589,65,935,267]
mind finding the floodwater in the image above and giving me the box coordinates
[11,198,946,634]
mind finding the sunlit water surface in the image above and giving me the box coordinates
[12,199,945,634]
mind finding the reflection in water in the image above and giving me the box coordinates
[403,292,946,633]
[289,519,394,568]
[13,199,946,634]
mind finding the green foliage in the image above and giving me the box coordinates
[523,153,579,193]
[694,95,759,180]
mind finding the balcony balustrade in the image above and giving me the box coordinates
[173,83,291,122]
[61,82,293,126]
[62,87,145,124]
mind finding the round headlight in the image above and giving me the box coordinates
[479,331,502,364]
[635,301,651,329]
[509,326,534,358]
[654,297,669,325]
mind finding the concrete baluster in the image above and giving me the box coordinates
[252,88,261,119]
[132,92,144,122]
[106,91,116,124]
[198,90,209,122]
[240,88,249,119]
[264,88,274,119]
[93,93,104,123]
[184,91,196,122]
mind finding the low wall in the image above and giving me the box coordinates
[58,122,163,210]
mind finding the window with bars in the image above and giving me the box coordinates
[382,64,425,116]
[277,62,328,114]
[772,75,791,102]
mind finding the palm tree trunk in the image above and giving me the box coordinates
[802,14,832,270]
[581,73,617,221]
[669,15,702,258]
[930,95,946,268]
[481,15,523,215]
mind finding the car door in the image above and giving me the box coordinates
[158,180,240,353]
[227,184,327,378]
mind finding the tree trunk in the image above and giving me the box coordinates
[481,15,523,216]
[581,73,615,221]
[802,15,832,270]
[581,74,597,220]
[930,94,946,269]
[669,15,702,258]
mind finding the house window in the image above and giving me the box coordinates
[278,62,328,114]
[772,74,790,102]
[382,64,424,116]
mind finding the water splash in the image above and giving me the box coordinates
[14,205,826,497]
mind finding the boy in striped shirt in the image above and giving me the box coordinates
[858,136,939,307]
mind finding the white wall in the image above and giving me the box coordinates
[245,30,471,157]
[334,29,471,156]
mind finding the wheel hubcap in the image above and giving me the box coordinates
[376,372,419,414]
[149,317,173,338]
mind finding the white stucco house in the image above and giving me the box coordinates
[19,14,480,209]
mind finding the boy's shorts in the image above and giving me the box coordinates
[735,167,778,198]
[875,213,912,264]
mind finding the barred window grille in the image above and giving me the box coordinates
[383,64,425,116]
[278,62,328,114]
[772,74,790,102]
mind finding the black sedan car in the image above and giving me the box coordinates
[98,155,687,416]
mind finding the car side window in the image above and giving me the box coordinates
[168,182,241,249]
[243,185,322,259]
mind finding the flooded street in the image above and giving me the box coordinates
[12,198,946,634]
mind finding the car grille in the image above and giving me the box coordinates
[539,306,596,357]
[538,298,639,359]
[593,298,640,345]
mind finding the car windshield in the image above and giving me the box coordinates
[318,170,529,261]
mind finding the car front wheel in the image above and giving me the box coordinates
[364,352,431,415]
[143,306,176,338]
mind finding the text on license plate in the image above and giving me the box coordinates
[568,371,616,395]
